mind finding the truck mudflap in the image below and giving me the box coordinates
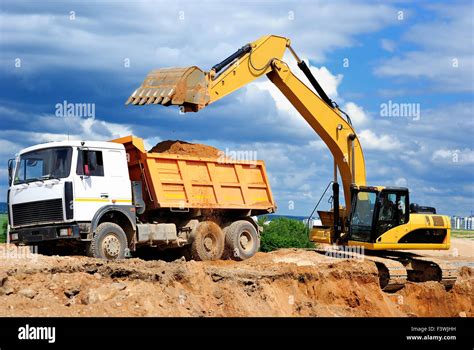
[10,224,81,245]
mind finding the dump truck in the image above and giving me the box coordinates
[7,135,275,261]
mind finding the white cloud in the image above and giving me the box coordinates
[358,129,401,151]
[380,38,395,53]
[0,139,22,156]
[309,140,326,151]
[0,1,397,76]
[375,3,474,92]
[431,148,474,165]
[283,163,318,189]
[0,114,134,155]
[394,177,407,187]
[343,102,368,127]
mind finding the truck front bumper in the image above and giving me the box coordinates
[9,224,81,245]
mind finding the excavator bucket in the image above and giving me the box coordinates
[125,66,210,112]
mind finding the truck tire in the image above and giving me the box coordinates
[87,222,128,260]
[190,221,224,261]
[224,220,260,260]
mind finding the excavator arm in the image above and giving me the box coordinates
[126,35,366,210]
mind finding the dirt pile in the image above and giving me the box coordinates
[398,266,474,317]
[0,246,472,317]
[150,140,221,158]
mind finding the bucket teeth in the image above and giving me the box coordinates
[125,89,139,105]
[154,90,165,104]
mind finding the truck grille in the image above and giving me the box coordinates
[12,198,64,227]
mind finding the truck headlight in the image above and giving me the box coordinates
[59,228,68,236]
[11,233,18,241]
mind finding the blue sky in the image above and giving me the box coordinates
[1,0,473,217]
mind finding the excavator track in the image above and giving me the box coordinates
[313,248,408,292]
[365,255,408,292]
[370,251,459,290]
[314,248,458,292]
[409,256,458,289]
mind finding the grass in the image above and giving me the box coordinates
[0,213,7,243]
[451,229,474,240]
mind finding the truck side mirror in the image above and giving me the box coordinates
[7,158,15,185]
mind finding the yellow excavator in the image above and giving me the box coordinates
[126,35,457,291]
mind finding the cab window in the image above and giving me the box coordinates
[375,191,409,238]
[77,150,104,176]
[349,191,377,242]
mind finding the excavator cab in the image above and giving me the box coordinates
[348,186,409,244]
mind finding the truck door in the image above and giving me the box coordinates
[74,148,132,222]
[74,148,110,221]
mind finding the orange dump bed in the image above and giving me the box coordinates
[112,136,276,213]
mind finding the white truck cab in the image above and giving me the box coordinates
[7,138,265,261]
[8,140,136,258]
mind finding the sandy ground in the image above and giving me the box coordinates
[405,238,473,258]
[0,239,472,317]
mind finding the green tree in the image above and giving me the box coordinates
[0,216,7,243]
[257,215,268,228]
[260,217,314,252]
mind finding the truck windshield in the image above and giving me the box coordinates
[350,190,377,241]
[14,147,72,184]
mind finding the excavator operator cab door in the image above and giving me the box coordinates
[348,187,409,243]
[348,188,377,242]
[373,188,409,241]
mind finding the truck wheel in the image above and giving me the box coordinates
[225,220,260,260]
[190,221,224,261]
[88,222,128,260]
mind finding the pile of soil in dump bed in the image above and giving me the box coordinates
[149,140,222,158]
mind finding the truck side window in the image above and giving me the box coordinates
[77,150,104,176]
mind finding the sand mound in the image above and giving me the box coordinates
[150,140,221,158]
